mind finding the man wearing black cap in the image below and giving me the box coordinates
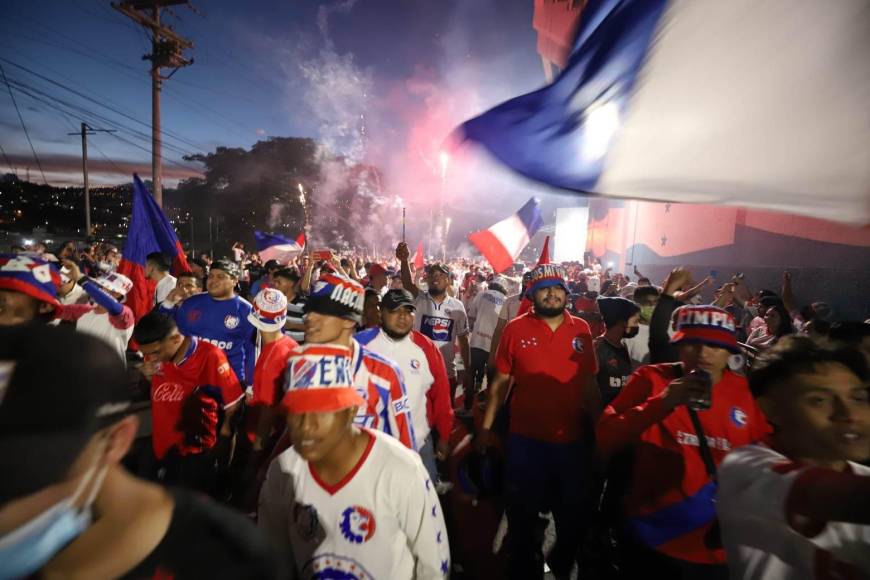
[357,289,454,482]
[396,242,472,408]
[0,325,282,579]
[595,297,641,406]
[160,259,256,386]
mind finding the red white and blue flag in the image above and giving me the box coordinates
[456,0,870,224]
[468,197,543,273]
[254,231,304,264]
[118,174,190,321]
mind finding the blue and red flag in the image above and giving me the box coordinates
[468,197,543,273]
[118,174,190,321]
[254,231,304,264]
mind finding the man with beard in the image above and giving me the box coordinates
[477,263,600,580]
[397,242,472,408]
[356,289,454,482]
[595,297,641,406]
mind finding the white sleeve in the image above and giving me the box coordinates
[453,301,470,337]
[718,445,800,527]
[396,459,450,579]
[155,277,177,304]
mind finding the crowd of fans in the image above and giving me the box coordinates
[0,238,867,580]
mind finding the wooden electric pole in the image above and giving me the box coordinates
[112,1,193,208]
[68,123,116,237]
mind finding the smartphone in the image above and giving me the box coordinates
[312,249,333,261]
[688,368,713,411]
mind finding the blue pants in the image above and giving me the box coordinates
[505,434,593,580]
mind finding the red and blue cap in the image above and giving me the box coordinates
[671,305,740,353]
[306,273,365,324]
[281,344,365,414]
[248,287,288,332]
[0,254,61,308]
[525,263,567,297]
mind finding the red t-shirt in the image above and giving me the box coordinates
[495,312,598,443]
[250,336,299,407]
[150,338,244,460]
[596,364,770,564]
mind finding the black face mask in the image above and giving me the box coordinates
[624,326,640,339]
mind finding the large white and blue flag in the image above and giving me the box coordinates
[457,0,870,224]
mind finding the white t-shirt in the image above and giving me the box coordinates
[624,323,650,368]
[718,444,870,579]
[76,310,134,362]
[362,329,436,448]
[498,293,522,323]
[154,274,177,306]
[468,289,505,352]
[413,292,469,377]
[259,429,450,579]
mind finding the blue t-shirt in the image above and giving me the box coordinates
[162,293,256,384]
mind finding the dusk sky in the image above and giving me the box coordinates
[1,0,544,188]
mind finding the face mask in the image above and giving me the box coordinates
[0,457,108,580]
[623,326,640,339]
[639,305,655,323]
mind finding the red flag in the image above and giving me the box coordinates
[536,236,550,265]
[468,197,543,273]
[118,175,190,323]
[413,241,425,271]
[295,232,306,249]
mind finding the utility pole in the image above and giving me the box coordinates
[69,123,115,237]
[113,1,193,208]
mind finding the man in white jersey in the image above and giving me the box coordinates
[462,278,507,416]
[397,242,471,408]
[718,336,870,579]
[356,289,454,482]
[259,344,450,579]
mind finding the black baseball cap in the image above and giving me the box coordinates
[210,259,240,278]
[263,259,280,271]
[0,325,134,503]
[427,263,450,276]
[381,289,416,311]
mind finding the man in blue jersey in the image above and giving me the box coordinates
[160,259,256,385]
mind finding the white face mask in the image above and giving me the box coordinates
[0,454,108,580]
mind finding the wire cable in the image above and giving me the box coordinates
[0,63,47,184]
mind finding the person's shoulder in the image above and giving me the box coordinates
[159,487,283,579]
[410,330,436,351]
[359,346,402,376]
[719,444,785,484]
[368,429,423,474]
[271,335,299,357]
[566,312,592,332]
[355,326,380,346]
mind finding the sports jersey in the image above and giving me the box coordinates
[596,364,769,564]
[718,444,870,579]
[468,289,505,352]
[413,292,469,377]
[495,312,598,443]
[162,292,256,384]
[498,293,522,322]
[259,429,450,579]
[594,336,633,406]
[150,338,244,460]
[57,279,134,361]
[356,327,453,450]
[283,293,307,344]
[250,336,299,408]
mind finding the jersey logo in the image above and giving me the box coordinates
[153,382,185,402]
[410,359,421,370]
[340,506,376,544]
[216,362,231,375]
[731,406,747,428]
[292,503,320,542]
[223,315,240,329]
[421,314,454,343]
[186,309,202,323]
[307,554,373,580]
[572,336,585,353]
[392,396,410,415]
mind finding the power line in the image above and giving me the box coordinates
[0,63,47,184]
[0,142,16,174]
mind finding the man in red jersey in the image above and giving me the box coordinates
[134,312,244,494]
[477,263,600,580]
[597,304,769,580]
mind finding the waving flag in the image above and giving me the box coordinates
[413,241,425,271]
[118,174,191,322]
[469,197,543,273]
[515,237,551,318]
[456,0,870,224]
[255,231,303,264]
[295,232,306,249]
